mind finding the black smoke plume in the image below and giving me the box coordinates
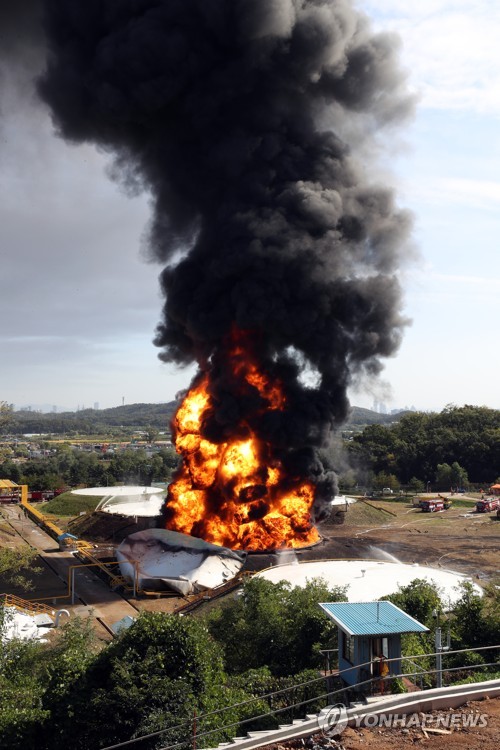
[0,1,44,105]
[0,1,43,58]
[37,0,413,514]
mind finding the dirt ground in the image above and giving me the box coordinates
[308,494,500,586]
[261,696,500,750]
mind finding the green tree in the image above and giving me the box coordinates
[382,579,443,685]
[349,423,399,480]
[450,582,499,651]
[42,615,98,705]
[348,405,500,485]
[372,471,399,492]
[145,426,160,444]
[383,578,443,629]
[435,462,452,490]
[0,401,13,433]
[0,614,100,750]
[450,461,468,489]
[205,577,347,676]
[0,634,49,749]
[227,666,326,732]
[12,444,29,459]
[408,476,425,493]
[0,546,41,592]
[41,612,229,750]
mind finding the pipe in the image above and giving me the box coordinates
[54,609,70,627]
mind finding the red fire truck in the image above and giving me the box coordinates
[420,497,452,512]
[28,490,55,502]
[0,493,19,504]
[29,488,68,502]
[476,497,499,513]
[0,479,21,503]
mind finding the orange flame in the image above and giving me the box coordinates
[165,334,320,550]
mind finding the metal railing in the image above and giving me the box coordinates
[401,656,428,690]
[97,643,500,750]
[1,593,54,616]
[319,648,339,674]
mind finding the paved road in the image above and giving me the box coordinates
[2,505,139,635]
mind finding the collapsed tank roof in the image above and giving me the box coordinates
[117,528,245,596]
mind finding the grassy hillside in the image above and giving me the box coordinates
[41,492,102,516]
[9,402,404,436]
[321,498,393,528]
[9,401,177,435]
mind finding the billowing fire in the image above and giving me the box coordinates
[165,331,320,550]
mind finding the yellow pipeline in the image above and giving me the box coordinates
[16,486,145,598]
[20,486,66,541]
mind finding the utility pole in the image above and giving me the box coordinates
[435,620,443,688]
[433,608,450,688]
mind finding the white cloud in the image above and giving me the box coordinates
[359,1,500,115]
[407,176,500,213]
[431,272,500,288]
[436,178,500,210]
[360,0,483,17]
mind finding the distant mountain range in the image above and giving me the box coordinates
[9,401,407,435]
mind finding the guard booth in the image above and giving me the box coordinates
[319,601,428,692]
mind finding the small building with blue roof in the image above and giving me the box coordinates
[319,600,428,690]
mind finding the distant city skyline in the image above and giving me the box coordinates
[2,2,500,414]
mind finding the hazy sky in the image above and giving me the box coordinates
[1,1,500,414]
